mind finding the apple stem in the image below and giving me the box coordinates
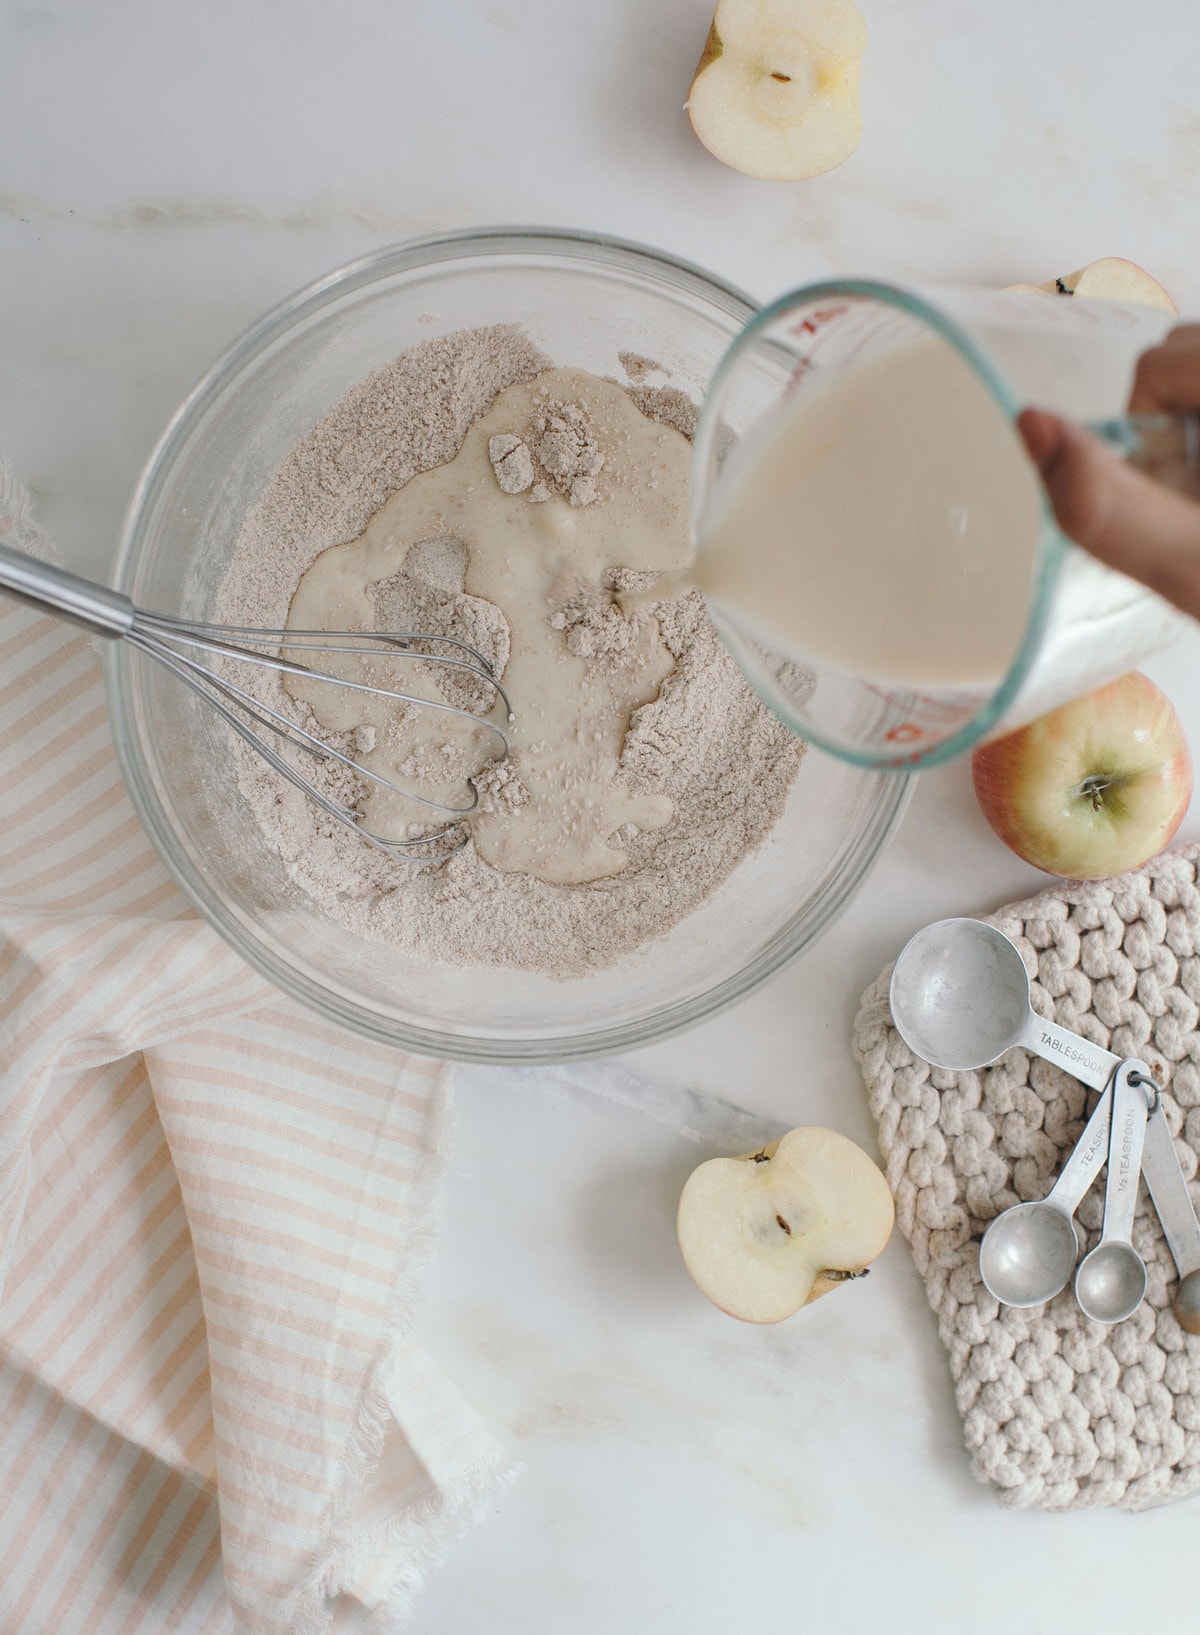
[1055,277,1071,295]
[820,1267,870,1282]
[751,1150,771,1164]
[1074,772,1121,813]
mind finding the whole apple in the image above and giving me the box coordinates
[971,672,1192,879]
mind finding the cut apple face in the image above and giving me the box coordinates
[687,0,867,181]
[1007,258,1178,315]
[676,1126,894,1323]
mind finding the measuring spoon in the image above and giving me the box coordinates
[890,917,1200,1324]
[978,1079,1112,1306]
[1143,1109,1200,1335]
[1075,1059,1153,1323]
[888,917,1117,1086]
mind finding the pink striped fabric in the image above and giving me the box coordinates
[0,476,513,1634]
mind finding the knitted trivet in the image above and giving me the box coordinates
[854,844,1200,1511]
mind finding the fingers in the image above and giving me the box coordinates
[1129,324,1200,413]
[1013,324,1200,620]
[1017,407,1200,620]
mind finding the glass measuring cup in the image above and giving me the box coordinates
[691,281,1191,770]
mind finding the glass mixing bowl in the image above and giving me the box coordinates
[109,227,910,1063]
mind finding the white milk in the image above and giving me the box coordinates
[695,337,1046,689]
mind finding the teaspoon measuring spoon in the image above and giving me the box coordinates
[1074,1058,1153,1323]
[889,917,1200,1326]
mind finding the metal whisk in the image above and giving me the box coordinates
[0,541,512,861]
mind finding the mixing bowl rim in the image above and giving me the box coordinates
[106,224,912,1063]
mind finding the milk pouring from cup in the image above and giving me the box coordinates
[691,283,1193,770]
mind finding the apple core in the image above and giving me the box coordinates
[755,41,817,117]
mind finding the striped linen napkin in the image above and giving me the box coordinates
[0,469,514,1634]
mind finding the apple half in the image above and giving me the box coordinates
[972,671,1192,880]
[687,0,867,181]
[676,1126,894,1323]
[1007,257,1177,314]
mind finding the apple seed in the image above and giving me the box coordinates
[775,1213,792,1235]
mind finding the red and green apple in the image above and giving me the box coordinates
[972,672,1192,880]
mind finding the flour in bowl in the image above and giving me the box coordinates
[218,326,804,976]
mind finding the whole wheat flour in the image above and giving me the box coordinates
[218,326,804,977]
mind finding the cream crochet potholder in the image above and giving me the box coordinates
[854,844,1200,1511]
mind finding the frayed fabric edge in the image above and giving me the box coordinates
[0,459,59,565]
[298,1453,525,1635]
[284,1070,521,1635]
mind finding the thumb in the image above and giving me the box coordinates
[1018,407,1200,622]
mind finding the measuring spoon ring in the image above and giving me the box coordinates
[1075,1059,1155,1324]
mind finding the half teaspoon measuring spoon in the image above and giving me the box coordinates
[889,917,1200,1328]
[1074,1058,1154,1324]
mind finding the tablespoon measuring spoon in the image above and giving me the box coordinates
[888,917,1117,1087]
[889,917,1200,1321]
[1074,1058,1154,1323]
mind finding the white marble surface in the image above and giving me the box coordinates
[4,2,1200,1630]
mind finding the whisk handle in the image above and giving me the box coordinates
[0,540,135,638]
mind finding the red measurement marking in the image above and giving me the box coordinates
[885,722,925,744]
[787,304,849,339]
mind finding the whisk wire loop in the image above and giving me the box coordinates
[124,627,474,863]
[0,539,510,864]
[135,616,515,736]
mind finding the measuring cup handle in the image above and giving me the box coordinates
[1018,1013,1119,1092]
[1089,412,1200,501]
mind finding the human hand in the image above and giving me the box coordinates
[1018,324,1200,620]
